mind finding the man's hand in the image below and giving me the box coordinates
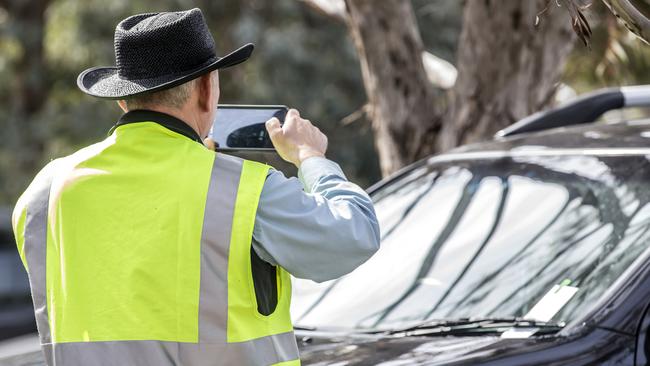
[203,138,217,151]
[266,109,328,168]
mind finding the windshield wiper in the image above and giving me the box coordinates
[293,325,317,331]
[384,317,565,337]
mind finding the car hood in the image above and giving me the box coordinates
[297,331,532,365]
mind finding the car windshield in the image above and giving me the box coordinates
[292,152,650,332]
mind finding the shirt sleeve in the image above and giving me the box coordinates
[252,157,380,283]
[12,194,28,271]
[11,159,60,271]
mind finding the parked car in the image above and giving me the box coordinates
[0,207,36,342]
[4,86,650,365]
[292,86,650,365]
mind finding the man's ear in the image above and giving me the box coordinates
[117,100,128,112]
[197,73,213,113]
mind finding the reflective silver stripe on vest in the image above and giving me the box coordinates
[42,331,298,366]
[23,163,57,345]
[197,154,299,364]
[198,153,242,342]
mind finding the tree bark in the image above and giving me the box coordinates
[438,1,575,151]
[302,0,576,176]
[344,0,441,177]
[339,0,576,177]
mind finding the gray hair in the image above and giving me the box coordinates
[123,71,218,110]
[123,79,198,110]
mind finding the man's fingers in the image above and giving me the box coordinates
[266,117,281,130]
[286,108,300,119]
[284,109,300,128]
[203,138,217,151]
[266,117,283,138]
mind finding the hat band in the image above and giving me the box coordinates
[116,53,218,80]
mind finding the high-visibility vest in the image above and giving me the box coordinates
[12,121,300,365]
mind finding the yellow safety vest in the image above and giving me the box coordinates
[12,118,300,365]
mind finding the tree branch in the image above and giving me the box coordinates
[340,104,369,126]
[537,0,592,47]
[601,0,650,44]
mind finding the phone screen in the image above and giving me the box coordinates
[209,105,297,176]
[209,105,287,149]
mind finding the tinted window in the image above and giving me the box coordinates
[292,154,650,331]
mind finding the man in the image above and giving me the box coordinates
[12,8,379,366]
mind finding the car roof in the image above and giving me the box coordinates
[453,118,650,154]
[368,118,650,194]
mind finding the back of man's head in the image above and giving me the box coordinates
[123,79,197,111]
[122,70,219,112]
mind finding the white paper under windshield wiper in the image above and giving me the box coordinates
[385,317,565,337]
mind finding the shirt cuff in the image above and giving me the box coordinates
[298,156,347,193]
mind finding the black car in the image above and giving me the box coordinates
[292,86,650,365]
[4,86,650,365]
[0,207,35,342]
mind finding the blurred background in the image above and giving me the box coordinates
[0,0,650,341]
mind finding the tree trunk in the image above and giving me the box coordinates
[341,0,576,176]
[344,0,441,177]
[438,1,575,151]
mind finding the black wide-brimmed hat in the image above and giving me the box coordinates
[77,8,253,99]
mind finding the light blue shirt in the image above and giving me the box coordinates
[252,157,380,283]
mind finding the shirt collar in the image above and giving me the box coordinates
[110,109,203,144]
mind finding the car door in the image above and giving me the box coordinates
[635,299,650,365]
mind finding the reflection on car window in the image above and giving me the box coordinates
[292,154,650,330]
[226,123,274,148]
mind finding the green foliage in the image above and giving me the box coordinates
[0,0,375,205]
[564,1,650,91]
[0,0,464,205]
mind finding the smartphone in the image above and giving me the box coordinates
[209,105,287,149]
[210,105,296,176]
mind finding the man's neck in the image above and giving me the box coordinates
[131,106,203,139]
